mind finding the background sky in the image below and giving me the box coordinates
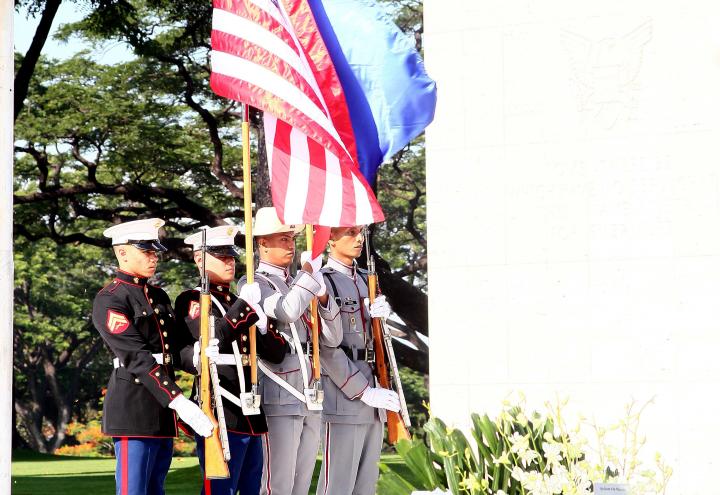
[14,3,132,63]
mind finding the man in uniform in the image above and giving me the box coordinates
[316,225,401,495]
[174,224,289,495]
[92,218,215,495]
[239,207,343,495]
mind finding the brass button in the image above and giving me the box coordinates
[232,318,237,323]
[242,347,247,353]
[154,308,160,314]
[113,281,118,284]
[269,323,274,329]
[162,331,168,337]
[149,298,153,303]
[241,335,247,342]
[171,390,177,395]
[144,287,148,293]
[159,319,164,325]
[240,313,244,317]
[226,295,231,302]
[133,277,139,283]
[164,344,169,350]
[155,372,160,377]
[245,306,250,311]
[142,311,147,316]
[134,378,140,383]
[163,381,168,386]
[217,285,223,290]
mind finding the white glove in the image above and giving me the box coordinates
[239,282,261,305]
[252,303,268,334]
[239,283,268,334]
[363,295,391,319]
[193,338,220,372]
[168,395,214,437]
[312,271,327,297]
[300,251,323,274]
[360,387,400,412]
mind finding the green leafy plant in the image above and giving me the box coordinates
[378,397,672,495]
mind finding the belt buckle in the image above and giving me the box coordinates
[241,354,250,366]
[163,353,172,365]
[366,348,375,364]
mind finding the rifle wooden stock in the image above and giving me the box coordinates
[367,273,411,445]
[199,293,230,479]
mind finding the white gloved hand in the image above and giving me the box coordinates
[251,303,268,334]
[363,295,391,319]
[300,251,323,274]
[239,283,267,334]
[193,338,220,372]
[359,387,400,412]
[168,395,214,437]
[239,282,261,305]
[312,271,327,297]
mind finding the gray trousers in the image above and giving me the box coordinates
[315,421,383,495]
[261,414,321,495]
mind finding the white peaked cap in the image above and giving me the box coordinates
[184,224,240,251]
[103,218,165,246]
[253,207,304,237]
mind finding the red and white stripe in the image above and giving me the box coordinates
[210,0,384,226]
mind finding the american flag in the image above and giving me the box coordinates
[209,0,385,227]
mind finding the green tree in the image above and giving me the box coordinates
[13,238,112,451]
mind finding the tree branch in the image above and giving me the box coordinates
[14,0,63,120]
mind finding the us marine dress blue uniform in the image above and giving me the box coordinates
[175,283,288,495]
[92,269,195,495]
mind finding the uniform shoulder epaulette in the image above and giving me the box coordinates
[98,279,122,295]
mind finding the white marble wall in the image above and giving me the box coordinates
[425,1,720,492]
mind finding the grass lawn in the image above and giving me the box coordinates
[11,450,408,494]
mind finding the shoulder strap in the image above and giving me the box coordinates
[357,271,368,288]
[255,272,279,292]
[323,271,340,298]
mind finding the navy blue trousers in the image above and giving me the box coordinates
[113,437,174,495]
[195,432,264,495]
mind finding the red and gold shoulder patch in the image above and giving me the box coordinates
[188,300,200,320]
[106,310,130,334]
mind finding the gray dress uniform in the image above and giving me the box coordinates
[316,257,387,495]
[239,261,343,495]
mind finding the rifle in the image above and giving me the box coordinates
[199,228,231,478]
[304,225,323,410]
[365,236,411,444]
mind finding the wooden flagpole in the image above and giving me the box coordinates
[306,226,321,382]
[242,104,258,389]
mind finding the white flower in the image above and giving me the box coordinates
[509,432,530,454]
[511,465,527,483]
[492,451,510,465]
[542,442,563,466]
[519,448,539,467]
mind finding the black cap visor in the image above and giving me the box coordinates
[204,245,241,258]
[127,240,167,252]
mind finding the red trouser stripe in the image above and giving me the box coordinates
[264,433,272,495]
[121,437,129,495]
[204,475,212,495]
[323,424,331,495]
